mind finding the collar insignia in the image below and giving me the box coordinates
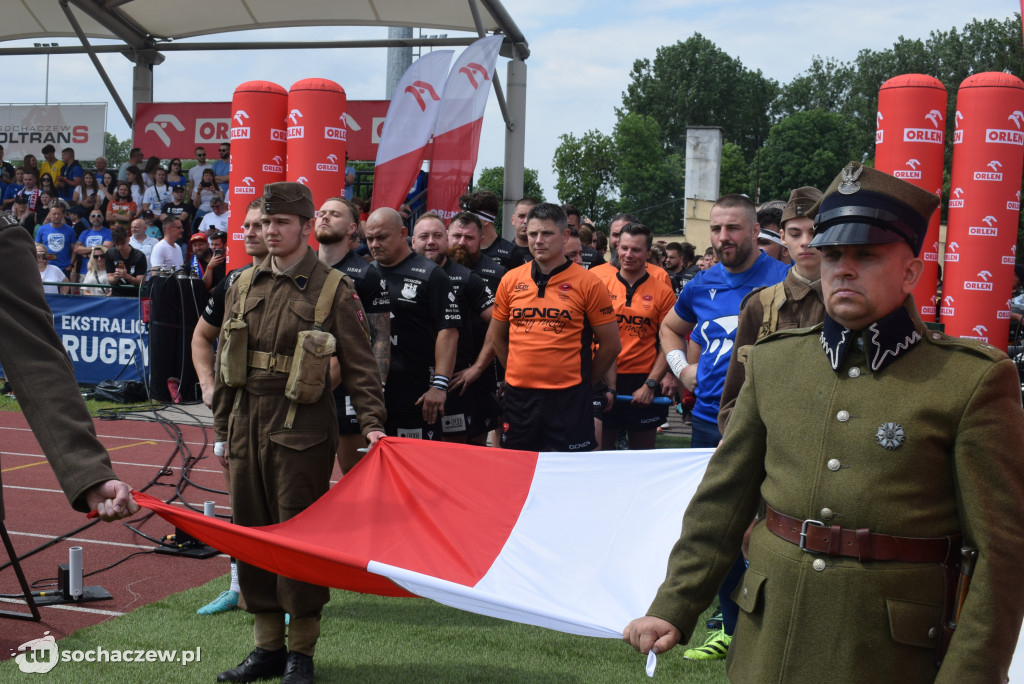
[837,163,863,195]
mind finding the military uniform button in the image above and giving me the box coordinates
[742,587,748,597]
[931,332,942,340]
[836,410,850,422]
[928,627,938,639]
[820,507,834,520]
[827,459,841,471]
[848,367,861,378]
[812,558,826,571]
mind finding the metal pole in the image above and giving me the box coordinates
[45,54,50,105]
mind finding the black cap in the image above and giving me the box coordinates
[809,162,939,256]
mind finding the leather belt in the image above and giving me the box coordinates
[764,505,959,563]
[247,350,293,373]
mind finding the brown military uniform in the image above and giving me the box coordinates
[648,301,1024,682]
[213,247,385,619]
[717,268,825,433]
[0,220,118,519]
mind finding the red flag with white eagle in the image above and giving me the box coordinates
[425,35,504,220]
[370,50,454,213]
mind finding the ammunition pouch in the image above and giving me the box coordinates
[284,330,337,405]
[220,317,250,387]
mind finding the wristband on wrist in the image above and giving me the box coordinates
[666,349,690,379]
[431,374,450,392]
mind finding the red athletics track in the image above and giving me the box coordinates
[0,409,235,658]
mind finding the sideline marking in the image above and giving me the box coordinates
[0,596,125,616]
[1,461,50,474]
[108,440,158,451]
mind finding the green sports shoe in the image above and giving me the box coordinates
[683,628,732,660]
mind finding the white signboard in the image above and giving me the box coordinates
[0,104,107,159]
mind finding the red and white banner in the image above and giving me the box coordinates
[134,101,388,161]
[425,35,504,220]
[875,74,947,322]
[132,437,712,639]
[370,50,454,213]
[0,103,106,159]
[941,72,1024,348]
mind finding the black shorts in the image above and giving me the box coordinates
[500,383,595,452]
[601,373,669,432]
[384,370,443,440]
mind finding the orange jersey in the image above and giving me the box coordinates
[591,261,673,290]
[494,260,616,389]
[599,270,677,374]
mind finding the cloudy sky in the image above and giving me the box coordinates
[3,0,1019,200]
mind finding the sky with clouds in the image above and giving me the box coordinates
[2,0,1019,201]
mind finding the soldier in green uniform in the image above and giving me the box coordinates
[624,162,1024,683]
[213,183,386,684]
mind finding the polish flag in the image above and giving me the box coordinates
[425,35,504,220]
[133,437,713,639]
[370,50,454,213]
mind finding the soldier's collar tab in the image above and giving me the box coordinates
[820,302,921,373]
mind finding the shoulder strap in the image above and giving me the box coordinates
[233,268,256,319]
[757,282,788,341]
[313,269,343,331]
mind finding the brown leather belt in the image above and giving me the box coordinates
[764,505,959,563]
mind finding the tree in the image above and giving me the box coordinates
[552,130,619,226]
[619,33,778,160]
[756,109,862,201]
[475,166,546,228]
[613,113,683,231]
[104,132,131,169]
[774,57,856,122]
[719,142,752,197]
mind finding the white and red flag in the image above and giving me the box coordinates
[425,35,504,220]
[370,50,454,213]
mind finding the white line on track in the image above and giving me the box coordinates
[0,596,125,616]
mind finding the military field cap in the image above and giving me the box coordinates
[809,162,939,256]
[261,181,315,220]
[757,228,783,246]
[780,186,822,228]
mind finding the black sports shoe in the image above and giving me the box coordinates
[216,646,287,682]
[281,651,315,684]
[706,606,723,630]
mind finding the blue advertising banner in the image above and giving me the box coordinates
[41,295,149,385]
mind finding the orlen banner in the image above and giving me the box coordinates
[134,101,387,161]
[286,78,347,245]
[875,74,947,322]
[0,104,106,159]
[942,72,1024,348]
[226,81,288,267]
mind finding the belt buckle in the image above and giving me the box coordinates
[267,354,277,372]
[800,519,825,553]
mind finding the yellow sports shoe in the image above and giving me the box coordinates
[683,628,732,660]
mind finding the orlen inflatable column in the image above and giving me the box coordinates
[286,79,347,247]
[942,72,1024,349]
[228,81,288,267]
[875,74,947,322]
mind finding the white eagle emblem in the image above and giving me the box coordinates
[876,422,904,450]
[838,163,863,195]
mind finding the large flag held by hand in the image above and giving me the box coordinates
[135,437,713,638]
[370,50,454,213]
[425,35,504,220]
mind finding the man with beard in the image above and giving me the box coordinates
[365,207,460,440]
[412,214,494,444]
[591,213,673,288]
[316,197,391,471]
[657,193,789,660]
[459,190,524,270]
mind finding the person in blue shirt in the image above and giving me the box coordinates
[211,142,230,195]
[74,211,114,277]
[35,204,79,276]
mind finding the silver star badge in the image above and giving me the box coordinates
[837,163,863,195]
[876,422,904,450]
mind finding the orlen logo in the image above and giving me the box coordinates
[144,114,186,147]
[231,110,250,140]
[940,295,955,318]
[458,62,491,90]
[923,241,939,262]
[233,176,257,195]
[973,160,1003,181]
[962,324,989,342]
[270,129,287,142]
[903,109,944,144]
[968,215,999,237]
[944,240,960,263]
[325,115,346,141]
[404,80,442,112]
[1004,244,1017,266]
[875,112,884,144]
[1009,190,1021,211]
[953,110,964,144]
[985,111,1024,145]
[262,155,284,174]
[287,109,304,139]
[948,187,965,209]
[963,270,994,291]
[894,158,922,179]
[316,154,340,173]
[196,117,231,143]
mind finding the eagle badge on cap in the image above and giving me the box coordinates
[876,422,904,450]
[838,163,863,195]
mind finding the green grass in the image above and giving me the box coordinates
[1,575,729,683]
[0,393,149,415]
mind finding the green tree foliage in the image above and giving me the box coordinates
[719,142,752,197]
[620,33,778,160]
[104,132,131,169]
[475,166,546,228]
[552,130,619,225]
[757,109,862,201]
[613,113,683,231]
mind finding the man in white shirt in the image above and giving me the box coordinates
[198,197,230,233]
[149,217,184,272]
[128,218,159,261]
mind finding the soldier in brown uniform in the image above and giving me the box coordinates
[625,163,1024,682]
[213,183,386,684]
[0,213,137,522]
